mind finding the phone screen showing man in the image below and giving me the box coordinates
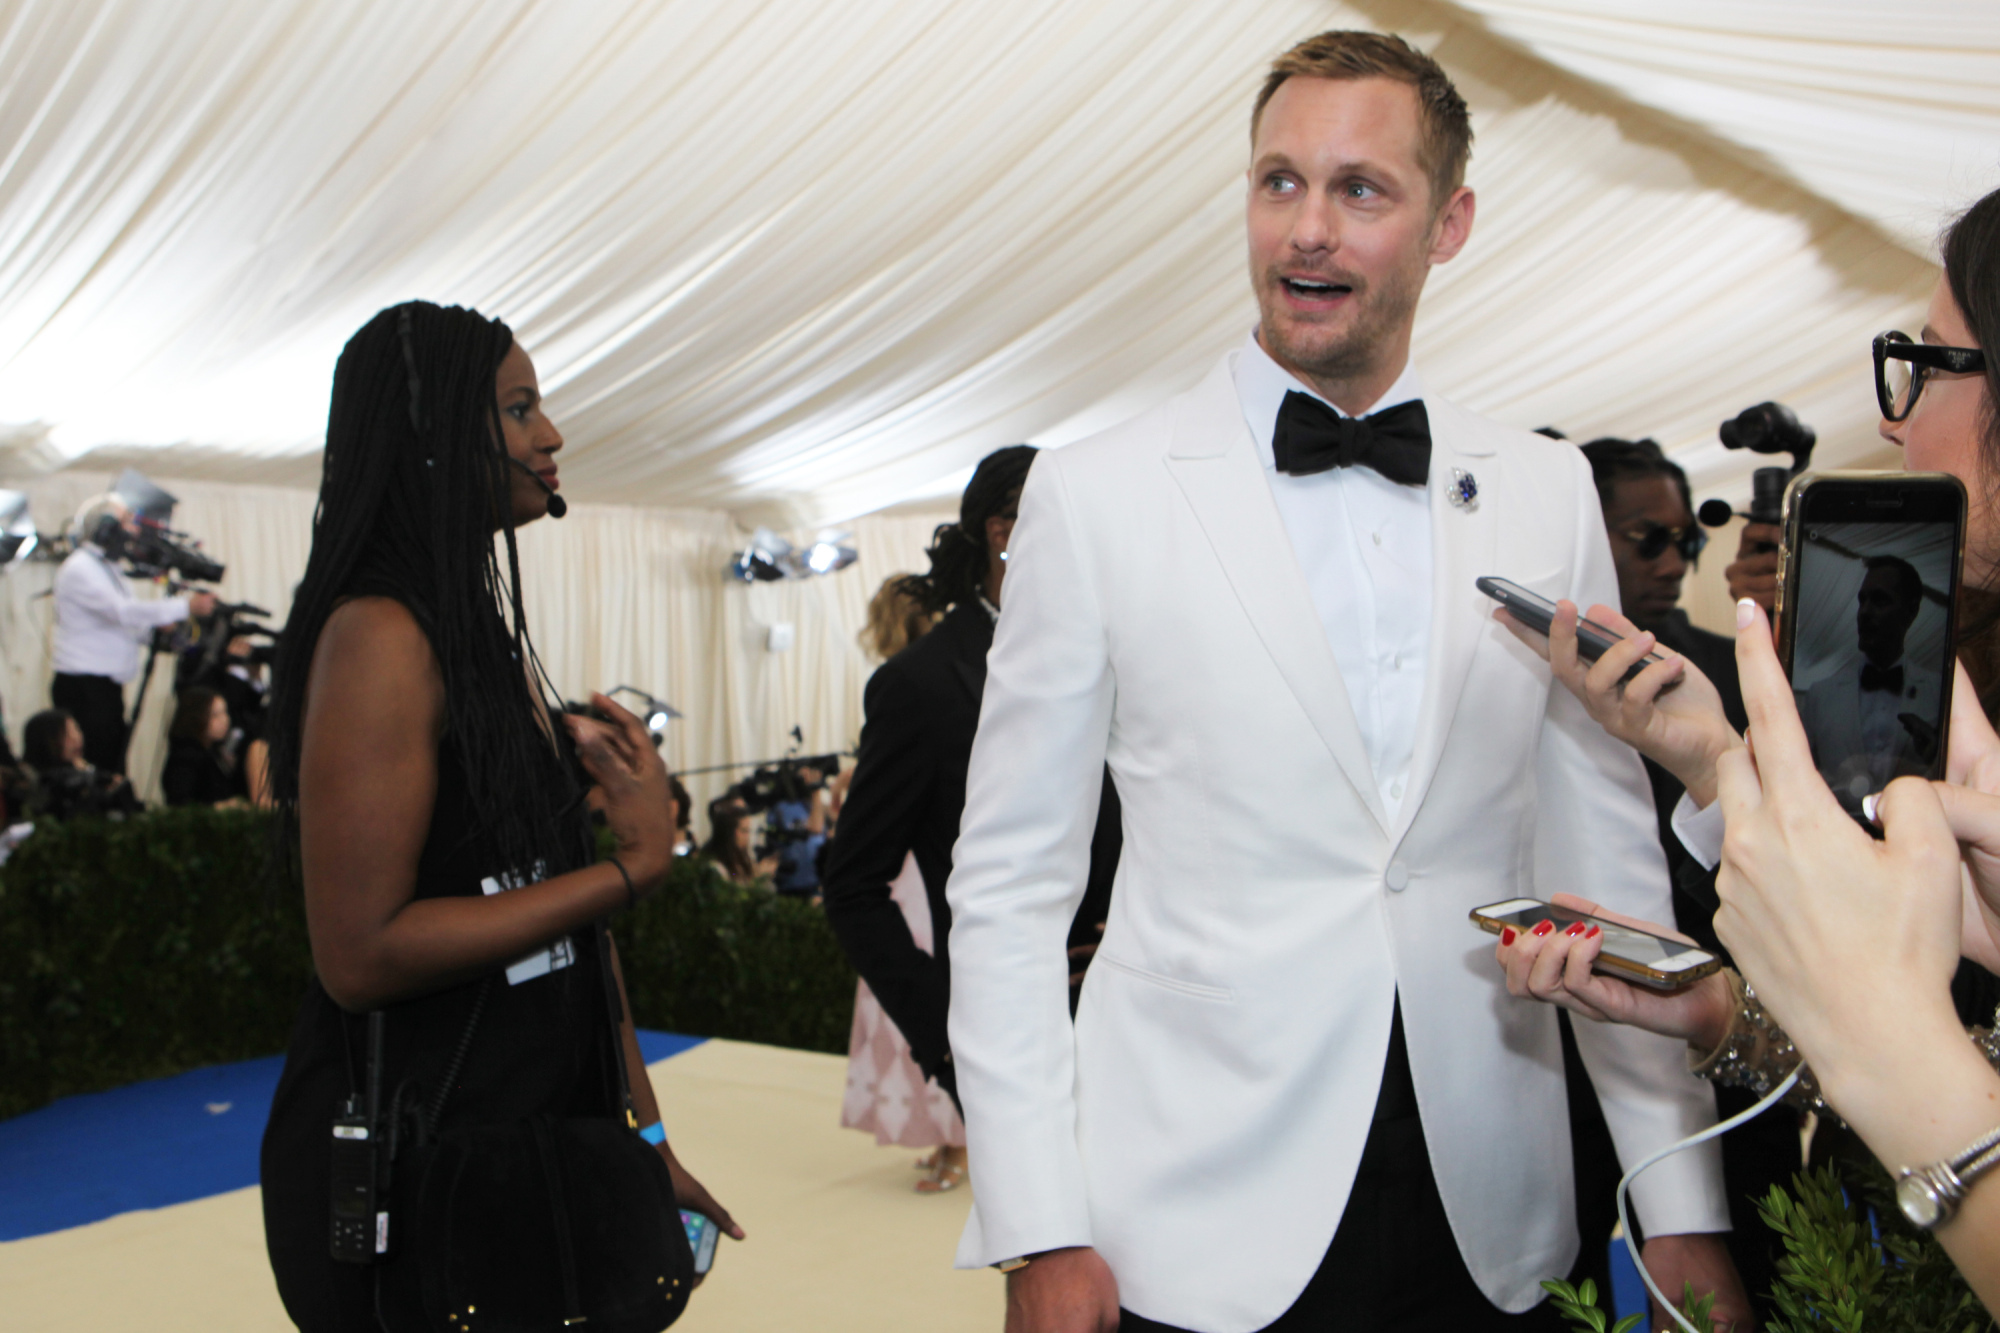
[1788,502,1960,820]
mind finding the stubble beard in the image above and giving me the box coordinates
[1255,256,1425,398]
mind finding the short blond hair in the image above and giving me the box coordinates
[1251,31,1472,210]
[860,576,940,661]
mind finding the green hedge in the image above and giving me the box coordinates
[0,809,855,1122]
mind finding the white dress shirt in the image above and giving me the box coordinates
[52,546,189,682]
[1233,335,1430,824]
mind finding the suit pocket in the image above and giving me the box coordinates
[1095,952,1234,1003]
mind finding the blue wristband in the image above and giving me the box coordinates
[639,1121,666,1146]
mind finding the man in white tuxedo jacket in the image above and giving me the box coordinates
[945,31,1742,1333]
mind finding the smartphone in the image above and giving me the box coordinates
[1776,472,1966,825]
[1475,577,1669,683]
[681,1209,719,1276]
[1469,898,1721,990]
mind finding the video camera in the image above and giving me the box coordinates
[86,470,227,583]
[723,754,840,815]
[1697,401,1818,537]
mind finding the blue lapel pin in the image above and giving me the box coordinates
[1447,468,1478,510]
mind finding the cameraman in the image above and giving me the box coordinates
[51,496,216,774]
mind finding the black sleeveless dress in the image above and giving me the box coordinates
[261,732,616,1331]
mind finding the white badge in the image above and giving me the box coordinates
[480,862,574,985]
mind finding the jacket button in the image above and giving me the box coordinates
[1385,862,1409,892]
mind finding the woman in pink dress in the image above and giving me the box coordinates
[836,578,966,1191]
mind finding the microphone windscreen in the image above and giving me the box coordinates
[1696,498,1735,529]
[546,493,567,519]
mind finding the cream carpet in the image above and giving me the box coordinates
[0,1039,1003,1331]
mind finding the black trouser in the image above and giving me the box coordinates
[51,673,129,776]
[1120,1005,1576,1333]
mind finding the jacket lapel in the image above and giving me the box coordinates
[947,604,991,709]
[1391,396,1499,848]
[1165,360,1387,833]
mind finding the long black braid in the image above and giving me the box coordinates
[267,301,587,889]
[896,444,1038,615]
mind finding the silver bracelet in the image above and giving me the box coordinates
[1897,1124,2000,1230]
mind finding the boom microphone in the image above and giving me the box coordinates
[508,455,567,518]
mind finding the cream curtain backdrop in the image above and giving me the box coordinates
[2,0,1997,527]
[0,470,949,814]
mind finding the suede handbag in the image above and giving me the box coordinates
[371,925,695,1332]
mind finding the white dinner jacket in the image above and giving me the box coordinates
[946,355,1727,1332]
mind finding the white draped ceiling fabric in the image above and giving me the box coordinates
[3,0,2000,798]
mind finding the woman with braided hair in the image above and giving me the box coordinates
[259,302,738,1329]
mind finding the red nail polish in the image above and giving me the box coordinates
[1499,927,1517,946]
[1532,919,1556,937]
[1565,921,1587,937]
[1584,925,1600,939]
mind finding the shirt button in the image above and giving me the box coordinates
[1390,781,1404,799]
[1385,862,1409,892]
[1372,532,1383,546]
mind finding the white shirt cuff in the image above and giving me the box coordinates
[1669,792,1724,872]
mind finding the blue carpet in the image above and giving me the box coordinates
[1610,1237,1649,1325]
[0,1031,705,1242]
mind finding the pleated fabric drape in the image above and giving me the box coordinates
[0,470,947,814]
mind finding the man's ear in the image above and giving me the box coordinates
[1428,185,1476,266]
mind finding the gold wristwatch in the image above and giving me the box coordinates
[995,1256,1032,1274]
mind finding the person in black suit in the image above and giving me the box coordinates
[823,445,1121,1118]
[1580,436,1788,1321]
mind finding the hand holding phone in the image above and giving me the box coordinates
[1477,578,1667,682]
[1479,894,1736,1050]
[1482,578,1739,804]
[1472,897,1721,991]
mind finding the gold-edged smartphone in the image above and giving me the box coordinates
[1469,898,1722,991]
[1775,471,1966,826]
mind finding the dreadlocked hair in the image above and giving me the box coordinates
[266,300,588,890]
[895,444,1038,615]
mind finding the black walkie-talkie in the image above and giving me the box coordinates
[329,1012,387,1263]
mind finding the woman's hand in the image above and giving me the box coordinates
[1494,892,1733,1049]
[659,1141,743,1288]
[565,693,675,894]
[1937,660,2000,973]
[1496,601,1740,806]
[1714,600,1966,1117]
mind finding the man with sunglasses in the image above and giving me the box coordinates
[1579,437,1807,1323]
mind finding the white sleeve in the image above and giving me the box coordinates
[947,452,1114,1267]
[1669,792,1725,872]
[60,557,187,636]
[1533,459,1729,1238]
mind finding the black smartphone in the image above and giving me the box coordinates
[1776,472,1966,824]
[1475,576,1669,683]
[1469,898,1722,990]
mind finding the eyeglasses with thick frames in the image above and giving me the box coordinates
[1615,522,1706,564]
[1875,330,1986,422]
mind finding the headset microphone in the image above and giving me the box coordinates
[508,455,567,519]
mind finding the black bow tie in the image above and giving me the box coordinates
[1860,663,1904,695]
[1272,392,1431,487]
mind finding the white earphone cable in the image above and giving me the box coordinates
[1614,1067,1803,1333]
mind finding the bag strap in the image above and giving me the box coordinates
[593,920,642,1133]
